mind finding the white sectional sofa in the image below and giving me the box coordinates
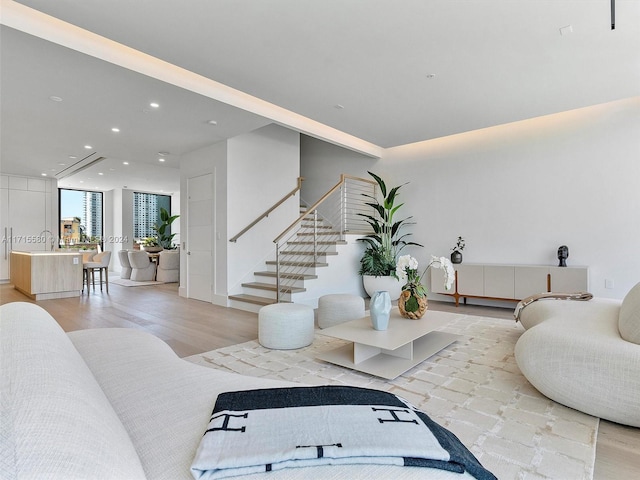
[1,302,481,480]
[515,283,640,427]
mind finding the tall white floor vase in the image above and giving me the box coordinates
[362,275,402,301]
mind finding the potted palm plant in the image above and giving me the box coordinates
[358,171,422,300]
[152,207,180,250]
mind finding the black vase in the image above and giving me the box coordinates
[451,251,463,264]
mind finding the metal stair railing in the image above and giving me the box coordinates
[273,174,376,302]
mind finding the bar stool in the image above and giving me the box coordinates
[83,251,111,293]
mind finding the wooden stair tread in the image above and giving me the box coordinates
[241,282,306,293]
[254,271,317,280]
[279,250,338,256]
[228,294,277,306]
[287,240,347,246]
[265,260,329,267]
[295,231,341,236]
[300,223,333,228]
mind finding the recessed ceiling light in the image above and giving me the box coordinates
[49,96,62,102]
[68,156,76,159]
[58,162,67,166]
[158,158,165,162]
[84,145,92,149]
[79,180,84,183]
[334,104,345,109]
[150,102,160,108]
[98,172,104,176]
[123,161,129,165]
[207,120,218,125]
[111,127,120,133]
[41,173,47,176]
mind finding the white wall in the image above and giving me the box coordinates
[102,189,115,265]
[180,124,300,304]
[227,124,300,294]
[170,192,180,248]
[380,97,640,300]
[105,188,134,273]
[180,140,227,302]
[300,135,377,205]
[300,97,640,301]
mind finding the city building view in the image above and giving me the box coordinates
[133,192,171,239]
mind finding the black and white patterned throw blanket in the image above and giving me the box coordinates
[191,385,496,480]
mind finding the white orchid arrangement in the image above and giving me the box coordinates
[396,254,456,300]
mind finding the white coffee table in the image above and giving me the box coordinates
[316,309,461,379]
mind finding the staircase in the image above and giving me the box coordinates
[227,174,376,312]
[228,210,346,310]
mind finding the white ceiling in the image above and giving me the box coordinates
[1,0,639,193]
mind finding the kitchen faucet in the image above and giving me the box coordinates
[39,230,56,251]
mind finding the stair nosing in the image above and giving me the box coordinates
[265,260,329,267]
[241,282,306,293]
[287,240,347,245]
[254,271,318,280]
[279,251,338,256]
[228,294,276,306]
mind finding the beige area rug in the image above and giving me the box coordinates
[185,314,598,480]
[111,277,164,287]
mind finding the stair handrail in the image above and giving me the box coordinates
[229,177,304,243]
[273,174,375,245]
[272,174,376,302]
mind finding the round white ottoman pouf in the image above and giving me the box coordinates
[258,303,315,350]
[318,294,365,329]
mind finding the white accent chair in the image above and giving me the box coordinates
[156,250,180,283]
[515,282,640,427]
[258,303,314,350]
[128,250,157,282]
[318,294,365,329]
[83,251,112,293]
[118,250,132,279]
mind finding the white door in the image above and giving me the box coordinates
[187,173,213,302]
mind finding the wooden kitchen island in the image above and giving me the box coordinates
[10,251,83,300]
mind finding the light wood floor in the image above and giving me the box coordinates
[1,282,638,478]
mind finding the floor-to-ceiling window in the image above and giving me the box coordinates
[133,192,171,241]
[59,188,104,249]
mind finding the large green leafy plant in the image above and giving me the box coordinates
[358,171,422,277]
[152,207,180,249]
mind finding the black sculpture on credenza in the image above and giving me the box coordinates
[557,245,569,267]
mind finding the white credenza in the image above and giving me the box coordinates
[431,263,588,306]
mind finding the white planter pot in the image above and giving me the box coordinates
[362,275,402,301]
